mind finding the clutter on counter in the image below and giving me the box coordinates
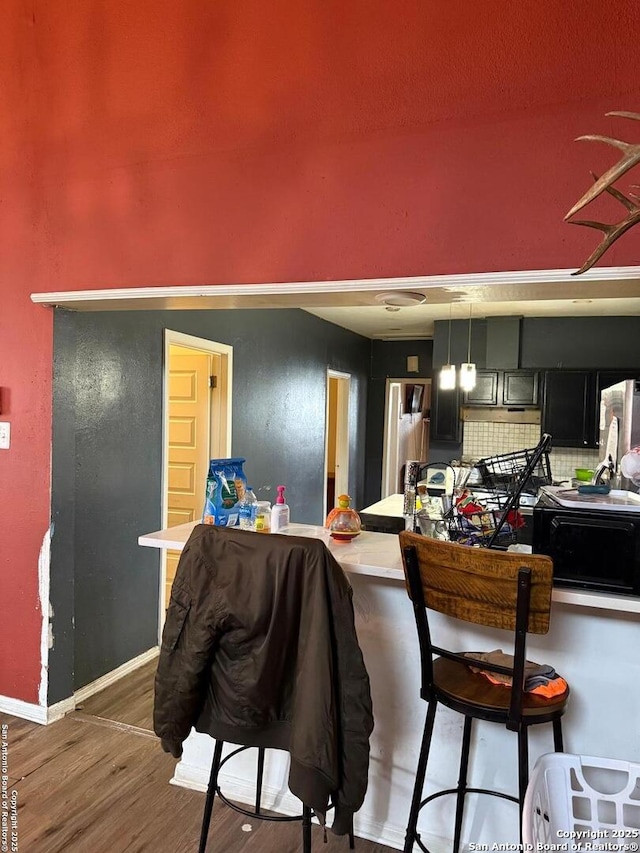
[201,457,288,534]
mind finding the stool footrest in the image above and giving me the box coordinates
[216,745,307,823]
[215,786,305,822]
[419,786,519,811]
[411,787,519,853]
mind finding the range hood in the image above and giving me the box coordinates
[461,406,541,424]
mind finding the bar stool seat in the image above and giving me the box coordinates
[433,656,568,721]
[399,531,570,853]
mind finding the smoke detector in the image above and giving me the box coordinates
[375,291,427,308]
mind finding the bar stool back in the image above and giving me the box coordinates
[399,531,570,853]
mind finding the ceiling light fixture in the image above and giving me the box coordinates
[375,291,427,308]
[459,302,477,392]
[439,303,456,390]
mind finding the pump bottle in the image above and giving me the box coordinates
[270,485,290,533]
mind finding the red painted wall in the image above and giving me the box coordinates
[2,0,639,703]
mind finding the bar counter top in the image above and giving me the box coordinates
[139,521,640,614]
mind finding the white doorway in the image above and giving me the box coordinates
[324,370,351,520]
[161,330,232,624]
[381,378,431,498]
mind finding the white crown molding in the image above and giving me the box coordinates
[30,266,640,307]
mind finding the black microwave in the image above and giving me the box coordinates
[532,492,640,596]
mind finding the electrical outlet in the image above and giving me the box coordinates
[0,422,10,449]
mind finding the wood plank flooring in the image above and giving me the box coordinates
[1,660,395,853]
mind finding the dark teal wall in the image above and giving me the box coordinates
[50,308,370,701]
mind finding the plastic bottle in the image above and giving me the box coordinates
[255,501,271,533]
[270,485,290,533]
[238,486,258,530]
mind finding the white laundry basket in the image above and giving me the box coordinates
[523,753,640,844]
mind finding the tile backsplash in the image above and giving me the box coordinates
[461,422,601,483]
[547,447,601,484]
[462,422,541,461]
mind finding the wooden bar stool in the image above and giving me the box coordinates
[399,532,570,853]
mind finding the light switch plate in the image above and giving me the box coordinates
[0,422,10,449]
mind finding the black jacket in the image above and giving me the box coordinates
[153,524,373,834]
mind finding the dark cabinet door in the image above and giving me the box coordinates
[431,386,461,443]
[596,370,640,401]
[464,371,499,406]
[503,371,539,406]
[542,371,596,448]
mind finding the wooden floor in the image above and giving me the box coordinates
[1,660,395,853]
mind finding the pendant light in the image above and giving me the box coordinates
[459,302,477,392]
[439,303,456,390]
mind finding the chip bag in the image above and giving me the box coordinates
[202,457,248,526]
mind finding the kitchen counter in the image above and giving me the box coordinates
[141,521,640,850]
[139,521,404,581]
[139,520,640,613]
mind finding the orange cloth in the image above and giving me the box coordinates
[462,650,567,698]
[476,668,568,697]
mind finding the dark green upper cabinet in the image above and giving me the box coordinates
[502,371,539,406]
[464,371,499,406]
[542,370,597,448]
[596,370,640,401]
[463,370,539,407]
[431,385,462,443]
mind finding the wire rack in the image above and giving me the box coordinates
[445,492,524,547]
[447,434,553,549]
[476,443,552,495]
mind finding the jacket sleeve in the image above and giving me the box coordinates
[153,543,219,754]
[327,561,375,835]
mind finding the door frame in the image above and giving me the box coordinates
[324,370,351,520]
[161,330,233,635]
[381,377,431,498]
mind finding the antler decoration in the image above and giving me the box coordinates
[565,111,640,275]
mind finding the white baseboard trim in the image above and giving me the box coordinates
[46,696,76,724]
[0,695,48,724]
[0,647,160,725]
[74,646,159,704]
[171,762,450,852]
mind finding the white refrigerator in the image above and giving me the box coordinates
[599,379,640,490]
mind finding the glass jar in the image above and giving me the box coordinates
[255,501,271,533]
[326,495,361,541]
